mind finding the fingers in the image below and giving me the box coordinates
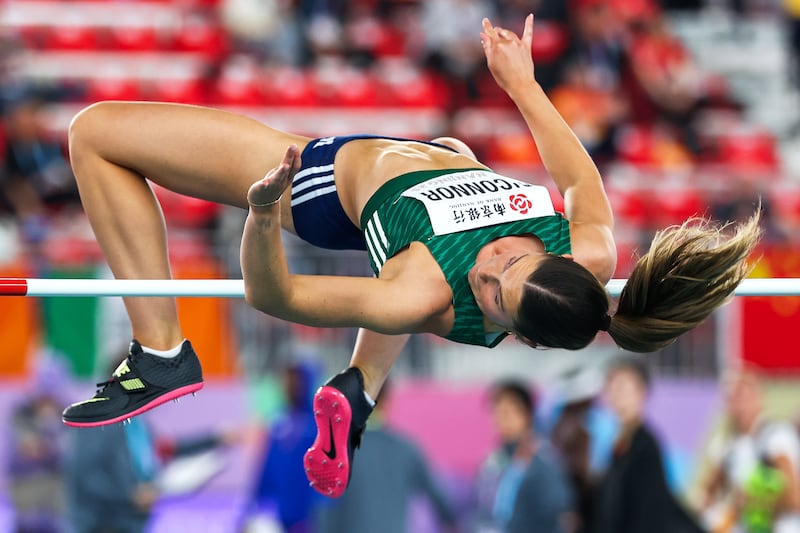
[522,14,534,47]
[482,18,521,44]
[282,144,299,168]
[482,17,495,38]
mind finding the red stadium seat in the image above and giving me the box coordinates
[651,186,707,227]
[147,77,206,104]
[530,21,568,63]
[209,55,263,105]
[152,184,221,228]
[44,26,99,50]
[173,16,226,58]
[715,131,779,175]
[376,59,447,108]
[85,77,142,102]
[108,25,159,52]
[606,187,651,229]
[261,68,318,107]
[315,68,379,107]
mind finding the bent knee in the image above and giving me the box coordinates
[68,101,119,160]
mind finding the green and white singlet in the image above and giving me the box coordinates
[359,168,572,348]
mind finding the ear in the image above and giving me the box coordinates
[560,254,575,261]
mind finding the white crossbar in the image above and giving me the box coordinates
[1,278,799,298]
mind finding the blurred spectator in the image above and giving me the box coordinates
[620,5,707,153]
[65,419,159,533]
[476,379,575,533]
[2,97,77,211]
[701,366,800,533]
[550,61,628,162]
[315,378,457,533]
[245,362,321,533]
[64,357,235,533]
[786,0,800,136]
[221,0,304,64]
[422,0,495,103]
[594,356,705,533]
[710,186,786,244]
[567,0,626,94]
[7,355,70,533]
[550,365,608,533]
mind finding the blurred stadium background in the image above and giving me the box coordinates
[0,0,798,531]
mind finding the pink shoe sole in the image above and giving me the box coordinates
[63,382,204,428]
[303,386,352,498]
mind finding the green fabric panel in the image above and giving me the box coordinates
[41,268,98,378]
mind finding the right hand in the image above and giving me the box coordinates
[480,15,536,95]
[247,144,301,210]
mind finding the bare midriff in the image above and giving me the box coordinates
[331,138,490,228]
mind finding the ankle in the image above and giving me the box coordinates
[351,365,384,401]
[132,332,184,352]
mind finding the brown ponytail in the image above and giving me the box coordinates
[608,211,762,353]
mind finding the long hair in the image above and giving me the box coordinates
[512,255,611,350]
[608,211,762,353]
[511,212,761,352]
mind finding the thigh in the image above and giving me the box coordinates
[72,101,311,219]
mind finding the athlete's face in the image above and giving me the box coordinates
[468,251,546,331]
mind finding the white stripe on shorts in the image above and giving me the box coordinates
[294,164,334,182]
[291,174,334,195]
[290,184,338,207]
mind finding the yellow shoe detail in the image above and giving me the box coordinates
[70,397,110,407]
[113,360,131,377]
[120,378,146,391]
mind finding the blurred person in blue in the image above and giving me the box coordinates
[549,364,617,533]
[245,362,322,533]
[2,97,77,209]
[7,355,70,533]
[701,366,800,533]
[314,378,457,533]
[64,355,235,533]
[64,419,158,533]
[594,356,705,533]
[0,95,77,266]
[476,379,575,533]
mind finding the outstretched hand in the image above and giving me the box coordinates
[480,14,536,96]
[247,144,301,209]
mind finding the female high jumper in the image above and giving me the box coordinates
[61,15,760,498]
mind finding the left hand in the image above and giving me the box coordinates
[247,144,301,210]
[132,483,160,511]
[480,15,536,96]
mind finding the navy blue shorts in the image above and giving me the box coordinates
[291,134,456,251]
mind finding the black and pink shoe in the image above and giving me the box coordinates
[304,367,374,498]
[62,339,203,427]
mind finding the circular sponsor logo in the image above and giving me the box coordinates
[509,194,533,215]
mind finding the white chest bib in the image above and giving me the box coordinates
[400,170,555,235]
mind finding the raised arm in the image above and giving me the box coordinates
[240,146,438,334]
[480,15,616,281]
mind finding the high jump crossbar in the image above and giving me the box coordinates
[0,278,799,298]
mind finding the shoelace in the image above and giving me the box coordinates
[94,353,140,394]
[94,377,118,394]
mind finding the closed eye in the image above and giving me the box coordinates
[503,255,526,273]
